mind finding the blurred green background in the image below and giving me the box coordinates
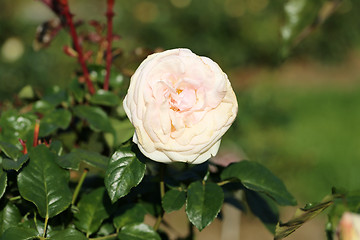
[1,0,360,204]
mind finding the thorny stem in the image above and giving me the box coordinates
[103,0,115,91]
[72,168,89,205]
[58,0,95,94]
[153,164,166,231]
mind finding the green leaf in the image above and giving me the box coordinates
[105,148,146,203]
[140,201,162,217]
[0,227,38,240]
[0,202,22,234]
[17,217,57,237]
[246,190,279,234]
[43,88,68,106]
[73,105,113,132]
[118,223,160,240]
[0,141,22,159]
[113,203,147,230]
[186,181,224,231]
[57,149,109,171]
[32,100,55,114]
[2,154,29,171]
[39,109,72,137]
[74,187,111,236]
[221,161,296,206]
[275,196,335,240]
[0,111,36,147]
[97,223,115,237]
[49,140,63,156]
[90,90,120,106]
[0,169,7,199]
[17,145,72,218]
[0,141,29,171]
[18,85,34,99]
[88,65,125,88]
[162,189,186,213]
[50,228,87,240]
[68,79,86,102]
[104,118,134,149]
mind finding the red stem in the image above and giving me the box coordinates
[19,139,28,154]
[58,0,95,94]
[103,0,115,91]
[33,120,40,147]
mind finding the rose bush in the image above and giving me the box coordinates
[124,48,238,164]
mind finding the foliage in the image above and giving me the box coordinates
[1,1,359,240]
[2,0,360,100]
[0,1,299,239]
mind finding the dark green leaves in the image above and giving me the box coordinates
[0,202,22,234]
[0,111,36,147]
[90,90,120,106]
[118,223,161,240]
[17,145,72,218]
[0,141,22,159]
[43,88,68,106]
[0,227,38,240]
[221,160,296,206]
[0,169,7,199]
[186,181,224,231]
[104,118,134,149]
[0,141,29,171]
[105,148,146,203]
[74,187,111,236]
[2,154,29,171]
[246,190,279,234]
[113,204,147,230]
[58,149,109,171]
[73,105,113,132]
[162,189,186,213]
[88,65,125,89]
[51,228,87,240]
[39,109,72,137]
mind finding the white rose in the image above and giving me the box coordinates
[123,48,238,164]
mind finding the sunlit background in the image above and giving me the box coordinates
[1,0,360,239]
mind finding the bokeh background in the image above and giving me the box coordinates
[1,0,360,239]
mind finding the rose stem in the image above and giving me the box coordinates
[154,164,166,231]
[43,214,49,237]
[59,0,95,95]
[72,168,89,205]
[103,0,115,91]
[19,139,27,154]
[217,179,236,186]
[33,120,40,147]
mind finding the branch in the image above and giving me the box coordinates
[58,0,95,94]
[103,0,115,91]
